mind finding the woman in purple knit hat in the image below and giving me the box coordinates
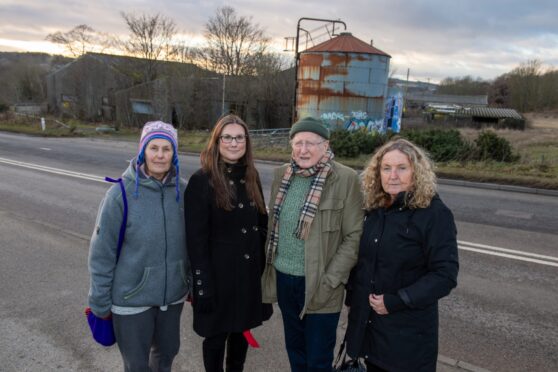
[88,121,191,372]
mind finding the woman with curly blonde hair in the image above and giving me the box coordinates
[362,138,437,210]
[344,138,459,372]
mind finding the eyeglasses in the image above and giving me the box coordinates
[291,140,326,150]
[220,134,247,143]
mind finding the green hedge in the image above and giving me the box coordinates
[330,129,389,158]
[403,129,468,162]
[329,128,518,163]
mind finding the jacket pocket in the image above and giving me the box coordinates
[166,260,190,302]
[123,267,151,300]
[320,198,344,232]
[121,264,165,305]
[307,275,343,311]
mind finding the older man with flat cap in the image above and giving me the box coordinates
[262,117,363,372]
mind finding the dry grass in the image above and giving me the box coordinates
[2,114,557,189]
[442,112,558,189]
[459,127,558,150]
[524,110,558,129]
[457,112,558,166]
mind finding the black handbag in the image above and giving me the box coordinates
[332,335,366,372]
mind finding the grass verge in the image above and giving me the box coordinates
[1,122,556,190]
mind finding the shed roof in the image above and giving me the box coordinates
[407,92,488,106]
[456,107,523,120]
[303,32,391,57]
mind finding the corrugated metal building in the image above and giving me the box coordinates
[456,107,523,120]
[425,106,525,129]
[296,32,391,127]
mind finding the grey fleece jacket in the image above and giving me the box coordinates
[88,161,191,318]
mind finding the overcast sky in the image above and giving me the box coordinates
[1,0,557,82]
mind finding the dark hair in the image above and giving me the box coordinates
[200,114,266,213]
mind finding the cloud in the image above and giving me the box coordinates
[0,0,556,81]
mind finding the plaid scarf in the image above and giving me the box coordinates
[266,149,334,263]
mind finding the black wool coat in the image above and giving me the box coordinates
[345,193,459,372]
[184,164,272,337]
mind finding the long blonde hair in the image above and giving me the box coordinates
[362,138,437,210]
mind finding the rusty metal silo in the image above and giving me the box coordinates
[295,32,391,129]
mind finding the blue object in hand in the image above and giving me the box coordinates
[85,307,116,347]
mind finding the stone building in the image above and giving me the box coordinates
[46,52,294,129]
[46,53,136,120]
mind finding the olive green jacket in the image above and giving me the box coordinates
[262,161,364,317]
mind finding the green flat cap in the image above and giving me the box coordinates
[289,116,330,139]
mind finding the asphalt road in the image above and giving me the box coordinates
[0,132,557,372]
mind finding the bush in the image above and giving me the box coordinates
[330,130,359,158]
[402,129,467,162]
[330,128,519,163]
[354,130,388,154]
[474,130,519,162]
[330,129,388,158]
[0,102,9,113]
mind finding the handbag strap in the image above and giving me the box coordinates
[105,177,128,262]
[334,334,349,366]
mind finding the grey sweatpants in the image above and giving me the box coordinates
[113,303,184,372]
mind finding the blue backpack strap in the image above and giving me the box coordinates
[105,177,128,262]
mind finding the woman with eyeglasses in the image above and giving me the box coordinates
[261,116,363,372]
[184,114,272,372]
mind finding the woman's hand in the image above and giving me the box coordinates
[369,294,389,315]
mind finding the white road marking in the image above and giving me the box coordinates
[458,240,558,267]
[39,147,51,151]
[1,156,557,267]
[0,157,105,183]
[457,240,558,262]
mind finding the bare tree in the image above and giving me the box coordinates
[201,6,269,76]
[437,75,490,95]
[253,52,291,75]
[168,38,198,64]
[120,12,177,82]
[507,59,543,112]
[12,62,48,103]
[46,24,113,57]
[488,74,511,107]
[538,68,558,110]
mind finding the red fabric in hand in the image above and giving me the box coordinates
[243,330,260,348]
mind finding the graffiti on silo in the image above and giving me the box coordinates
[321,111,387,133]
[296,32,392,128]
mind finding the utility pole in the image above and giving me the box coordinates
[222,74,226,116]
[404,68,410,113]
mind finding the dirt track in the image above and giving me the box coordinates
[524,111,558,129]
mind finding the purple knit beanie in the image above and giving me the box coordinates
[135,121,180,201]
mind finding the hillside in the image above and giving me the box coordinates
[0,51,71,70]
[0,52,73,105]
